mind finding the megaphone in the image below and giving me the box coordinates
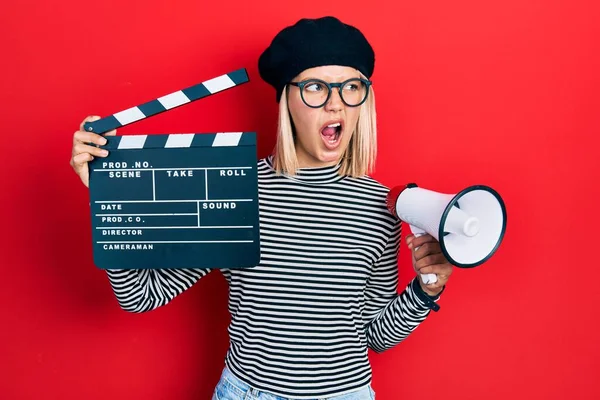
[386,183,507,284]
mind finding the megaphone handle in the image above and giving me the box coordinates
[409,225,438,285]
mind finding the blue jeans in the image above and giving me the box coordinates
[212,366,376,400]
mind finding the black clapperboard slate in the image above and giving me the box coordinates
[84,68,260,269]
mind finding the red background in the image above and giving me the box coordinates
[1,0,598,399]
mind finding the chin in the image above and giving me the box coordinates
[317,149,345,165]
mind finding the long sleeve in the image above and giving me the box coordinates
[364,221,441,353]
[104,268,213,313]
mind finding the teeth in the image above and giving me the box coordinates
[327,122,341,128]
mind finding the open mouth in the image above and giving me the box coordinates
[321,122,343,148]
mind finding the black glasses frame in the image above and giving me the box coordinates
[288,78,372,108]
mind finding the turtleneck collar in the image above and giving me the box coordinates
[264,155,346,185]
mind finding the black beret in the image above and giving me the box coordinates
[258,16,375,102]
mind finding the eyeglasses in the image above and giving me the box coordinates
[288,78,372,108]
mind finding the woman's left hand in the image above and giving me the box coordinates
[406,234,453,296]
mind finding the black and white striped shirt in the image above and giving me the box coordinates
[105,156,439,399]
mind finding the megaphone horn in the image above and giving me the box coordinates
[386,183,507,285]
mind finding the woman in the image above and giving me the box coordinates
[70,16,453,400]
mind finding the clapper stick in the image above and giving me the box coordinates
[83,68,249,135]
[85,67,260,270]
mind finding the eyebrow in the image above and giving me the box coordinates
[298,75,360,82]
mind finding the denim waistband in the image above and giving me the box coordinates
[216,365,375,400]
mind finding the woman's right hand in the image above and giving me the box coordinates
[70,116,117,188]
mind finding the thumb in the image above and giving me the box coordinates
[80,115,101,131]
[79,162,90,188]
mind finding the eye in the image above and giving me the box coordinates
[343,81,362,91]
[304,82,325,92]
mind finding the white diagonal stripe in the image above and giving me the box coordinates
[118,135,147,149]
[165,134,195,148]
[203,75,236,93]
[157,90,190,109]
[212,132,243,147]
[113,107,146,125]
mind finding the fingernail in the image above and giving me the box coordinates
[101,150,109,156]
[101,138,107,145]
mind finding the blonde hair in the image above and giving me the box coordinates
[272,80,377,178]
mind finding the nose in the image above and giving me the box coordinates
[324,88,344,112]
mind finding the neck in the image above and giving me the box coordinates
[266,155,345,185]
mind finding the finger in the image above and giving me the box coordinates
[79,115,101,131]
[415,253,448,271]
[73,130,109,146]
[417,263,453,277]
[410,233,436,249]
[414,242,442,260]
[72,152,94,167]
[421,269,451,292]
[71,154,91,188]
[73,142,109,158]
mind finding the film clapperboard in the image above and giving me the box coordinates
[85,68,260,270]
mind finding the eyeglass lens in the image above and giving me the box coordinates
[301,79,368,107]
